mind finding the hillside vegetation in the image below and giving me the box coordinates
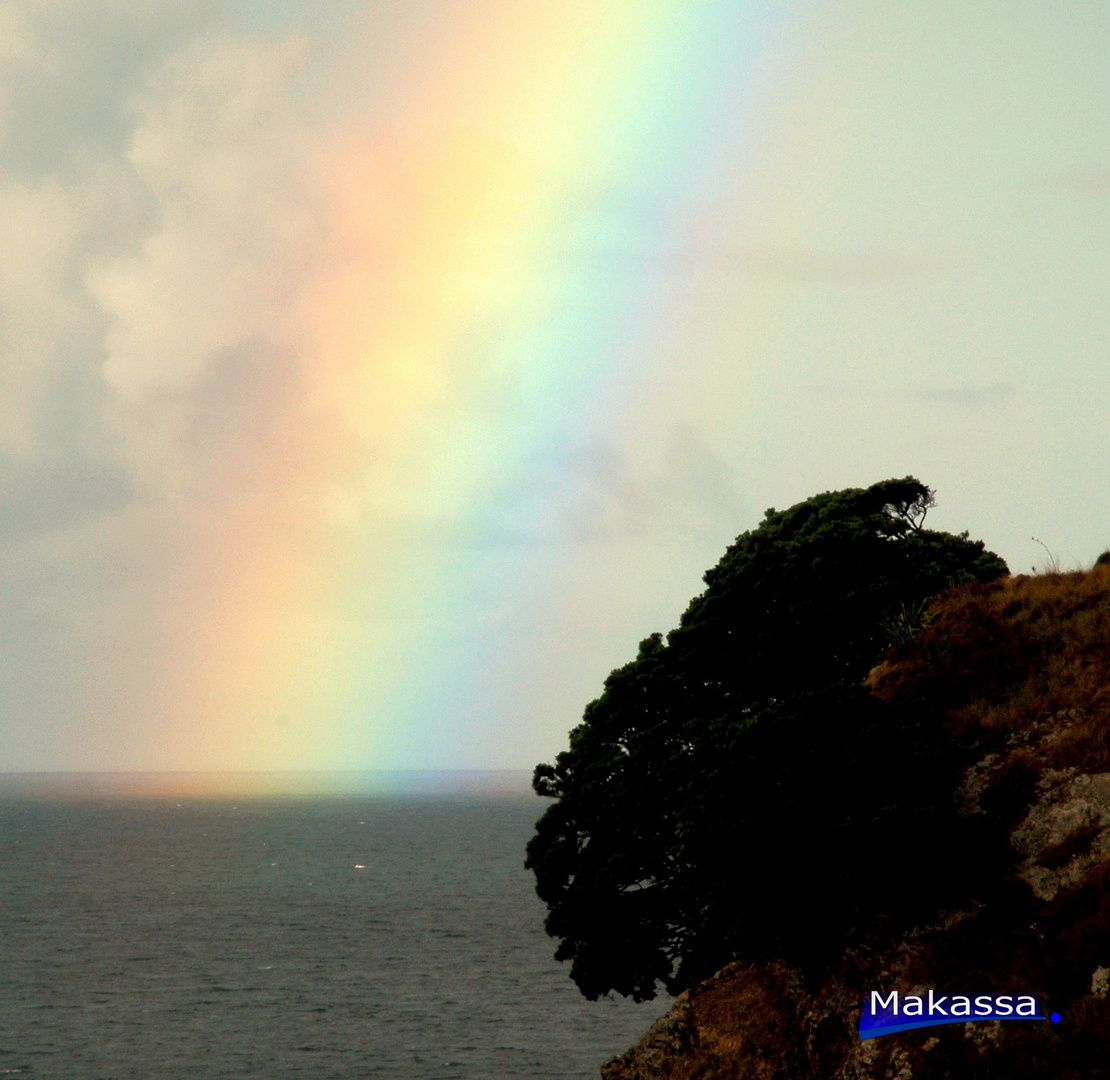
[604,565,1110,1079]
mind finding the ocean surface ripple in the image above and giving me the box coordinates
[0,795,669,1079]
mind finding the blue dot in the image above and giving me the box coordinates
[1051,1013,1061,1023]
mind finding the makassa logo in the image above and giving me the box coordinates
[860,991,1061,1040]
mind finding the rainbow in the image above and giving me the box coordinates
[83,1,795,774]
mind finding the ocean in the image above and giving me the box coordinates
[0,787,669,1079]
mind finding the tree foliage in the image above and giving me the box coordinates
[525,478,1009,1001]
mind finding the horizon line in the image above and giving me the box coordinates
[0,769,538,800]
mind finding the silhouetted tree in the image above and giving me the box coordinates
[526,478,1009,1000]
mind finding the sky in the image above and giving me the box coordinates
[1,0,1108,775]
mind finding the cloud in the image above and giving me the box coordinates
[0,6,262,474]
[0,177,87,449]
[0,453,132,542]
[911,382,1015,408]
[89,31,318,404]
[0,13,348,764]
[77,28,342,522]
[563,423,746,543]
[0,1,222,177]
[180,335,319,503]
[1046,167,1110,197]
[467,423,747,549]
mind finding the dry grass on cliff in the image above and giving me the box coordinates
[602,962,808,1080]
[868,565,1110,774]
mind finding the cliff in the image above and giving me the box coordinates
[603,567,1110,1079]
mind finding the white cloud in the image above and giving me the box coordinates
[90,32,317,402]
[0,177,85,450]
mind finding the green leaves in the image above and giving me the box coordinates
[880,598,938,650]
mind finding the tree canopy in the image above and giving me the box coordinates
[525,478,1010,1001]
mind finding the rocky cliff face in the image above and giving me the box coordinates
[602,569,1110,1079]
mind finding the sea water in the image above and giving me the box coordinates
[0,793,669,1079]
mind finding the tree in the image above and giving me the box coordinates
[525,478,1009,1001]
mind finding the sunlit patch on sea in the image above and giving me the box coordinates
[0,789,670,1079]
